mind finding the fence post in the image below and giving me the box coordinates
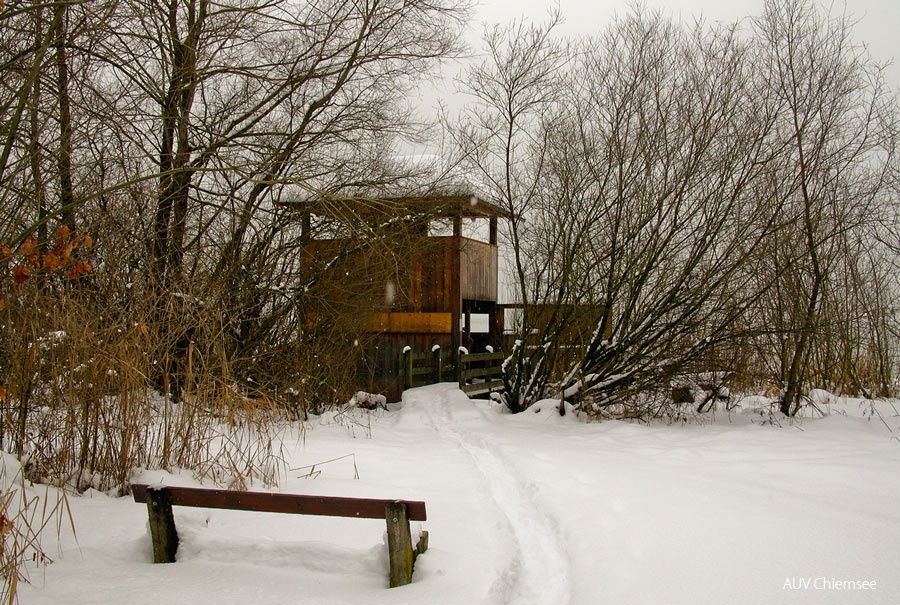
[432,345,442,383]
[456,347,466,390]
[403,347,413,390]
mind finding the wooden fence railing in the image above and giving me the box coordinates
[457,350,505,397]
[398,347,505,397]
[399,347,452,390]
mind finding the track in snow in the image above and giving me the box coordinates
[411,386,571,605]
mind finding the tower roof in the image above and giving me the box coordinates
[280,192,513,221]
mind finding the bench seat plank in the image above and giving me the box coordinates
[132,484,427,521]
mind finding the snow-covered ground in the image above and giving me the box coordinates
[15,384,900,604]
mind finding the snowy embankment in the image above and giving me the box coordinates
[16,385,900,604]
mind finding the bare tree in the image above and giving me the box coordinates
[18,0,464,398]
[456,8,781,414]
[0,0,473,497]
[450,13,571,411]
[752,0,896,415]
[536,10,785,415]
[455,2,898,417]
[51,0,75,230]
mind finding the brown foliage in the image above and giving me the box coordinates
[10,266,30,293]
[1,228,93,297]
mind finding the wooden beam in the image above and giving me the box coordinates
[301,211,311,241]
[365,312,452,334]
[463,306,472,351]
[132,485,427,521]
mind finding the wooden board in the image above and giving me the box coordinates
[462,380,505,396]
[460,239,498,302]
[366,312,452,334]
[132,485,427,521]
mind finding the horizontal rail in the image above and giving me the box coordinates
[462,380,504,395]
[463,367,499,380]
[462,352,506,363]
[401,351,435,362]
[132,485,427,521]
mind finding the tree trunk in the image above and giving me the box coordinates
[780,278,820,415]
[29,7,47,245]
[53,1,75,231]
[151,0,205,288]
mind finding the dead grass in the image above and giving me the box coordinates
[0,458,75,605]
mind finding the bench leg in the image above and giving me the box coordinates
[146,487,179,563]
[385,501,414,587]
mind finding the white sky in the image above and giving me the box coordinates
[413,0,897,150]
[469,0,899,86]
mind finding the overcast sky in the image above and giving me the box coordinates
[411,0,897,150]
[470,0,899,86]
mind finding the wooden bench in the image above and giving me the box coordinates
[132,484,429,587]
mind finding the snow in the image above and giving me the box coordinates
[15,384,900,604]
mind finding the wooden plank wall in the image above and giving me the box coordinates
[406,237,458,313]
[305,236,498,313]
[404,236,500,312]
[460,239,497,302]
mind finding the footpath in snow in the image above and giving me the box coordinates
[15,384,900,604]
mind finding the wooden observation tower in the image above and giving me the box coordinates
[293,192,511,399]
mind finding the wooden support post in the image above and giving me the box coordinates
[450,217,462,363]
[464,307,472,352]
[456,348,465,389]
[301,211,311,244]
[146,487,179,563]
[490,303,503,351]
[385,501,414,587]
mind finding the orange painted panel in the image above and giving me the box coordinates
[366,312,453,334]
